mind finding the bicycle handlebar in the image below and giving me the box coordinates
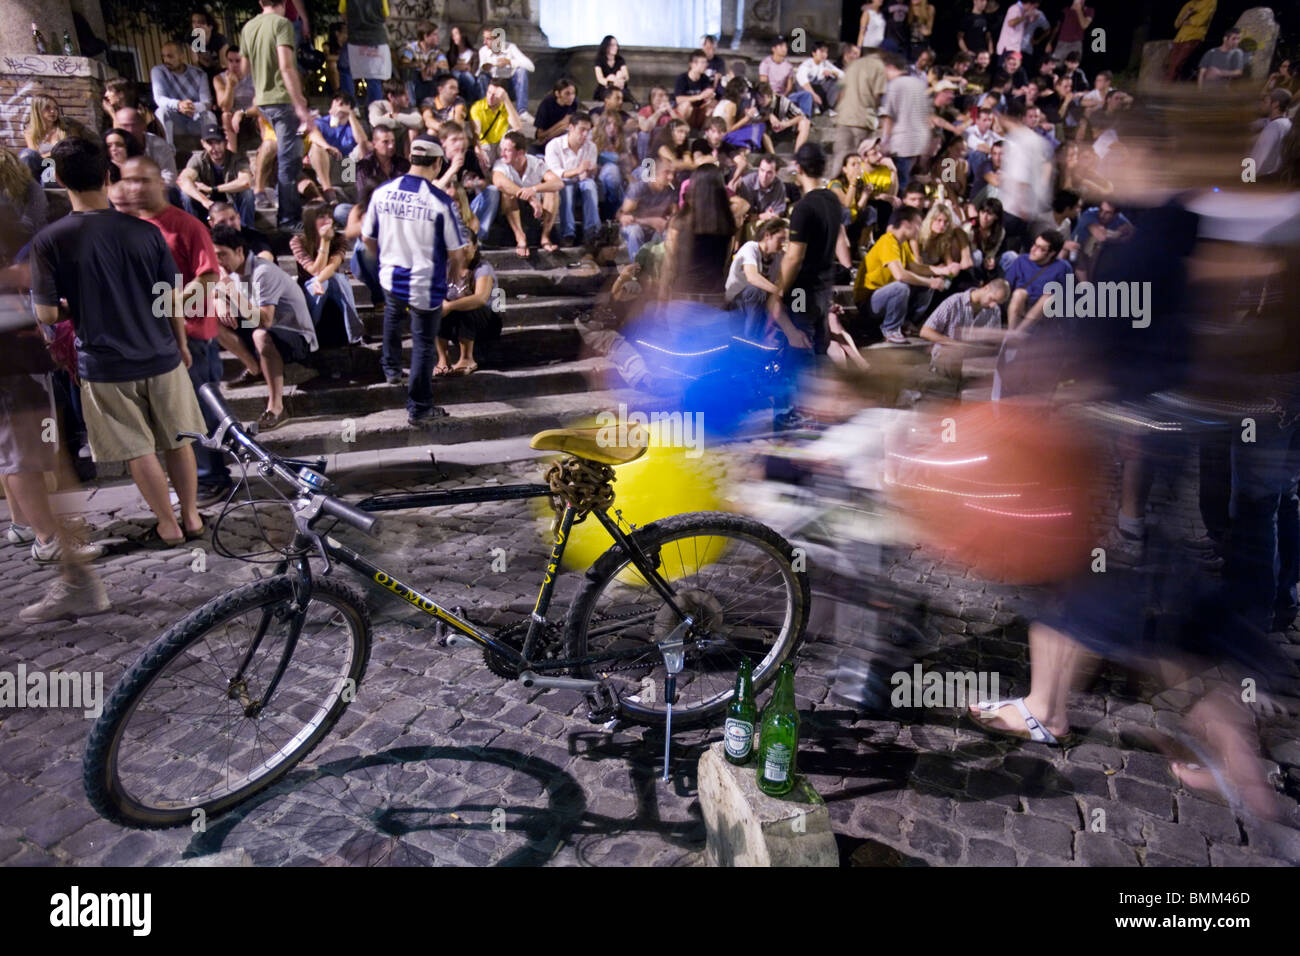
[195,384,381,538]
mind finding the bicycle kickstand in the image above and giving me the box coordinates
[658,619,691,783]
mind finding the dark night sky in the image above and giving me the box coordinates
[839,1,1297,74]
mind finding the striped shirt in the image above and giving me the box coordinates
[362,174,467,311]
[922,290,1001,365]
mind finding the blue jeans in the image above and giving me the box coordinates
[787,90,814,118]
[185,337,230,486]
[621,223,659,260]
[511,70,530,113]
[471,185,500,240]
[181,188,255,227]
[597,152,624,217]
[382,297,443,417]
[870,281,932,334]
[157,104,216,145]
[558,178,599,242]
[334,202,354,228]
[892,155,916,189]
[451,70,478,104]
[350,243,383,308]
[260,102,303,228]
[18,148,45,183]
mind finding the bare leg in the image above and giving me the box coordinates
[252,330,286,415]
[970,621,1092,737]
[453,336,476,368]
[795,118,810,152]
[218,327,260,374]
[307,143,332,194]
[540,193,558,244]
[164,444,201,533]
[435,336,452,372]
[1,472,58,542]
[501,194,527,250]
[127,454,184,541]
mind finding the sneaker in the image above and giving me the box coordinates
[195,482,234,509]
[518,110,534,124]
[408,406,450,427]
[6,523,34,545]
[19,574,110,623]
[32,535,105,565]
[229,368,263,387]
[385,372,405,385]
[883,330,908,345]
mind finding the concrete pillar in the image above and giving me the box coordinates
[0,0,75,57]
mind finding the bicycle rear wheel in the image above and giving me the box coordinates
[564,512,809,725]
[84,575,371,828]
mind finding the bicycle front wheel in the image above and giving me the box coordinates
[564,512,810,725]
[84,574,371,828]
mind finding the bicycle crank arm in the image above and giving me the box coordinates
[518,671,601,691]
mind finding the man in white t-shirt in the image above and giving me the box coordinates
[544,112,600,248]
[362,135,468,425]
[478,26,536,120]
[726,218,788,338]
[795,41,845,114]
[492,131,562,255]
[964,107,1000,155]
[998,104,1053,252]
[996,0,1040,55]
[1251,89,1293,178]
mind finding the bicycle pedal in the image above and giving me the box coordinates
[584,682,620,724]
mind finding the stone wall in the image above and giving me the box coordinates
[0,55,111,153]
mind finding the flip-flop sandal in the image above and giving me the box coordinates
[515,244,531,258]
[965,697,1072,747]
[183,522,207,542]
[434,365,453,376]
[136,527,186,550]
[540,242,558,253]
[452,363,478,376]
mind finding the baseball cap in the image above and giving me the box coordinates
[201,123,225,141]
[410,134,445,162]
[933,80,962,94]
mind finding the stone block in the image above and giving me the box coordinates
[697,742,838,867]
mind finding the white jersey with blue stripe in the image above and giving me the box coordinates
[362,174,467,311]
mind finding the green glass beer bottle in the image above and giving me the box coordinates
[723,658,757,765]
[756,662,799,796]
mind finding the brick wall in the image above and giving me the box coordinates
[0,56,110,153]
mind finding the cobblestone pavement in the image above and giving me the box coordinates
[2,446,1299,867]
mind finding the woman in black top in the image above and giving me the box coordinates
[663,164,736,298]
[594,35,636,106]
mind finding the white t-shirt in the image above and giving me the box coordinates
[1000,124,1052,221]
[795,58,844,89]
[362,173,467,311]
[725,240,764,302]
[861,9,886,48]
[544,135,597,177]
[493,154,548,189]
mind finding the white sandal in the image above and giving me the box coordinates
[968,697,1065,747]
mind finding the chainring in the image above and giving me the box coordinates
[482,618,564,679]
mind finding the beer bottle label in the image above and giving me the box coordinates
[724,718,753,758]
[763,743,791,782]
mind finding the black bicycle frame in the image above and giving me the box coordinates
[288,482,691,674]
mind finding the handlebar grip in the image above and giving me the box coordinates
[198,383,237,427]
[320,496,382,537]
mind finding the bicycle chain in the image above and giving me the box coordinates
[543,456,616,529]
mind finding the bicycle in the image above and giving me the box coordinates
[84,384,810,828]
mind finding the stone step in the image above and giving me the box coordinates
[219,356,611,420]
[353,296,595,333]
[218,322,584,380]
[247,386,643,459]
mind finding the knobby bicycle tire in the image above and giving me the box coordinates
[564,512,810,725]
[84,575,372,829]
